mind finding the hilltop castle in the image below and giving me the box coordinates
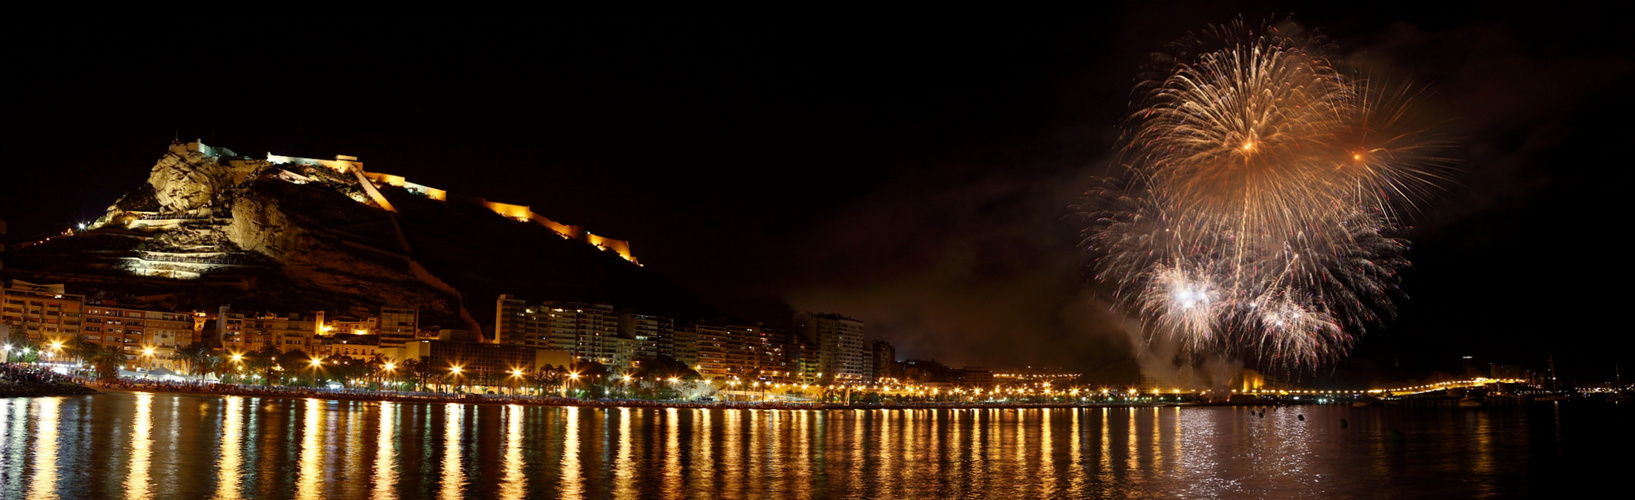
[202,141,634,263]
[96,141,635,268]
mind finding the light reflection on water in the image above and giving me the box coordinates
[501,404,525,499]
[126,393,152,500]
[561,405,581,498]
[0,392,1627,499]
[28,397,59,499]
[295,399,321,499]
[612,407,633,500]
[372,401,397,500]
[663,407,681,498]
[217,396,244,500]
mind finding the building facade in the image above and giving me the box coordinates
[216,305,321,355]
[399,339,572,381]
[82,304,191,369]
[494,296,638,367]
[1,281,84,346]
[689,322,791,381]
[795,312,868,383]
[378,306,419,347]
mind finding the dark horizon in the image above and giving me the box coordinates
[5,8,1630,386]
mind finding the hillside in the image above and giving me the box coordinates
[3,141,712,334]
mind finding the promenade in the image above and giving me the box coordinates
[91,377,1200,410]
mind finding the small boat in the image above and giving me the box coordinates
[1457,397,1483,408]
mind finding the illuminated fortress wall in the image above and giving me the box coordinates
[474,200,635,263]
[263,151,396,212]
[193,142,636,264]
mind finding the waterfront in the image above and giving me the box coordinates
[2,392,1629,499]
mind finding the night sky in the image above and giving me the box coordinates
[6,7,1630,386]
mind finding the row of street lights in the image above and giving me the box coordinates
[2,341,65,363]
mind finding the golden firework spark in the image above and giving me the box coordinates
[1083,19,1452,369]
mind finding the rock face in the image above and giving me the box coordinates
[226,194,293,261]
[6,141,710,336]
[148,146,246,212]
[59,141,467,327]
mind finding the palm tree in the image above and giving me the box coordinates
[66,338,98,365]
[574,361,610,398]
[531,365,567,396]
[403,358,437,392]
[365,355,388,390]
[276,349,313,386]
[245,344,280,385]
[374,357,403,391]
[176,342,215,381]
[325,355,368,388]
[202,355,229,382]
[90,345,127,382]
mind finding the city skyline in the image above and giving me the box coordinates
[5,8,1630,385]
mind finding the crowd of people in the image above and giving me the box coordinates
[0,363,99,397]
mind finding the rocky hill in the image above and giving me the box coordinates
[3,142,710,334]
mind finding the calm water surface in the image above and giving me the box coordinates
[1,391,1629,499]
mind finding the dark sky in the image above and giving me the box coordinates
[5,7,1631,386]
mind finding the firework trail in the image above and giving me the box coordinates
[1083,20,1451,370]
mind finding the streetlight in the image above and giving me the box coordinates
[308,357,323,386]
[449,365,464,394]
[382,362,397,392]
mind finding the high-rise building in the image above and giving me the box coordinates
[689,322,790,381]
[378,306,419,347]
[618,311,673,361]
[790,337,821,383]
[493,296,620,365]
[671,326,699,369]
[495,295,531,345]
[870,340,899,382]
[794,312,867,383]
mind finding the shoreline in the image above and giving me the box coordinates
[0,382,100,398]
[87,383,1240,410]
[0,364,101,398]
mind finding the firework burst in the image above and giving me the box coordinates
[1083,20,1451,370]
